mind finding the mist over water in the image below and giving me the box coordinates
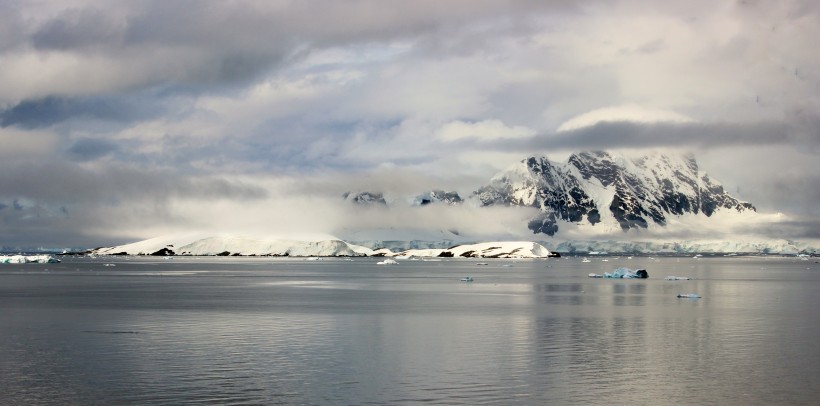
[1,256,818,405]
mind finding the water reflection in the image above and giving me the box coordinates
[536,283,584,293]
[2,256,819,405]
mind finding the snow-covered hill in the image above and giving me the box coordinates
[474,151,755,236]
[91,234,375,257]
[89,235,557,258]
[390,241,553,258]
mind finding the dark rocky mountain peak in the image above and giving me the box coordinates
[342,191,387,206]
[414,190,464,206]
[473,151,755,236]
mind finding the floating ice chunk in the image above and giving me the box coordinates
[677,293,701,298]
[460,276,474,282]
[588,273,603,278]
[0,255,61,264]
[665,276,690,280]
[602,267,648,279]
[377,258,398,265]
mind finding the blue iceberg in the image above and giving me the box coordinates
[602,267,648,279]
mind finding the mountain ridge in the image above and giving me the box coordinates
[474,150,755,235]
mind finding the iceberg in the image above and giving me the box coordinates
[0,255,61,264]
[677,293,701,299]
[602,267,648,279]
[377,258,398,265]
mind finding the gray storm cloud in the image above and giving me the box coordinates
[0,0,818,248]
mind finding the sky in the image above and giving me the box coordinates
[1,0,818,249]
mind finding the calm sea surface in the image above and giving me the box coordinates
[1,255,818,405]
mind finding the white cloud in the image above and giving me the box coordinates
[437,119,535,141]
[556,104,694,132]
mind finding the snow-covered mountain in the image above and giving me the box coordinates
[474,151,755,236]
[85,151,817,256]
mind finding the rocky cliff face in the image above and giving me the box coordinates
[474,151,755,235]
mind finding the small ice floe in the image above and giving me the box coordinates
[460,276,474,282]
[103,263,116,267]
[665,275,690,280]
[476,262,489,266]
[377,258,398,265]
[581,258,591,263]
[677,293,701,299]
[588,273,604,278]
[601,267,648,279]
[305,257,321,261]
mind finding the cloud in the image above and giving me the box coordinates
[556,104,694,132]
[0,95,165,128]
[65,138,120,161]
[437,119,535,141]
[503,120,794,151]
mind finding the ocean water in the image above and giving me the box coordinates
[1,255,818,405]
